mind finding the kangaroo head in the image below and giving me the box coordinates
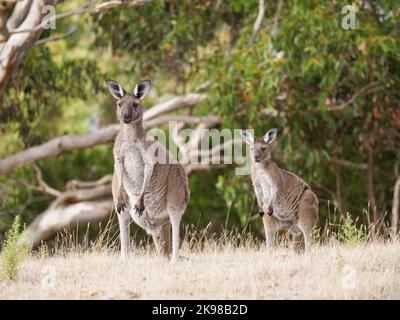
[106,79,151,124]
[240,128,278,163]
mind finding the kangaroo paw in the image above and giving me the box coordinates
[258,208,265,217]
[134,199,145,216]
[116,202,126,214]
[267,206,273,216]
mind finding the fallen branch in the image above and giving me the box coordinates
[53,184,111,208]
[0,93,207,175]
[23,200,114,248]
[67,174,113,190]
[0,124,119,176]
[32,163,61,197]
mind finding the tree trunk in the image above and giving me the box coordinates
[391,176,400,236]
[367,150,381,227]
[333,164,345,219]
[0,0,51,100]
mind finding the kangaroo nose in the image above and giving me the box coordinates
[123,113,131,123]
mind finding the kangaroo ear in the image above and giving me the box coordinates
[133,80,152,100]
[239,129,254,145]
[106,79,126,100]
[263,128,278,144]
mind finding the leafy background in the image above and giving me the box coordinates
[0,0,399,241]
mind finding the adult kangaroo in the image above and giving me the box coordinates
[106,79,189,262]
[240,128,318,253]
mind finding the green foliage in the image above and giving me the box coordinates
[337,214,367,245]
[202,0,399,225]
[216,174,257,228]
[0,46,101,148]
[0,0,399,240]
[313,212,368,245]
[93,0,254,81]
[0,216,28,281]
[185,170,229,231]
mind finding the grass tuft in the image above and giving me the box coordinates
[0,216,29,281]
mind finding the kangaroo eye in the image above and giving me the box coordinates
[261,146,267,151]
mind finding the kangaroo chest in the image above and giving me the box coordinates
[256,169,296,221]
[119,141,169,217]
[120,141,145,195]
[256,170,276,202]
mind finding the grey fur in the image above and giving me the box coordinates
[240,129,318,254]
[107,79,190,262]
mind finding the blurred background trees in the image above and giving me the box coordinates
[0,0,399,244]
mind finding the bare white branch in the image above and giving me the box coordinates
[248,0,265,47]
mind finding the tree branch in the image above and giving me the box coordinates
[0,6,10,44]
[326,82,384,112]
[0,0,152,101]
[53,184,111,208]
[271,0,283,38]
[34,24,78,45]
[247,0,265,47]
[32,163,61,197]
[23,200,113,248]
[9,0,153,35]
[6,0,33,31]
[329,157,368,170]
[144,93,207,120]
[190,138,243,160]
[145,115,219,129]
[66,174,113,190]
[0,0,48,99]
[0,93,207,175]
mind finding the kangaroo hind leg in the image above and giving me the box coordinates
[152,223,171,257]
[113,174,131,259]
[297,190,318,254]
[169,214,182,263]
[117,210,131,259]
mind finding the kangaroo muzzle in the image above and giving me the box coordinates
[123,113,132,123]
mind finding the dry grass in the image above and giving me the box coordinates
[0,235,399,299]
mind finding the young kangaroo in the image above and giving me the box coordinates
[106,79,190,262]
[240,128,318,253]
